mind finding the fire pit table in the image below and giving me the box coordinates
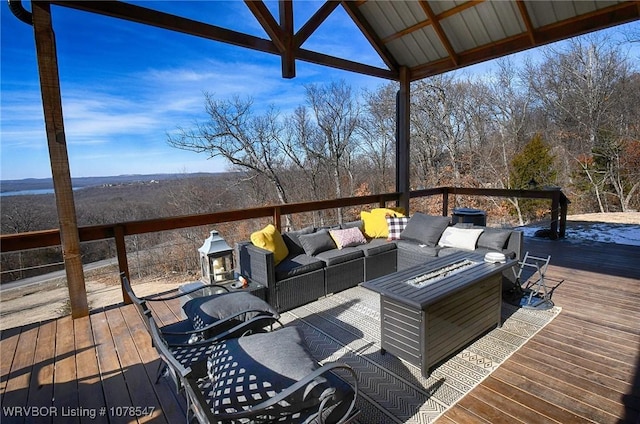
[362,251,515,377]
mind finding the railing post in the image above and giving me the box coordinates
[559,193,568,239]
[273,206,282,233]
[550,190,560,240]
[114,225,131,304]
[442,188,449,217]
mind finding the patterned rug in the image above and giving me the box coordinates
[280,285,561,424]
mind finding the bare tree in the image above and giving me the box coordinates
[168,94,290,207]
[526,36,632,211]
[304,80,361,223]
[359,83,396,193]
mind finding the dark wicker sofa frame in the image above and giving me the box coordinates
[237,224,523,313]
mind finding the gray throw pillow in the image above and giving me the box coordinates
[477,228,512,251]
[282,226,315,255]
[298,229,337,256]
[399,213,450,247]
[340,220,363,230]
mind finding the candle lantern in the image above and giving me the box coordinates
[198,230,234,284]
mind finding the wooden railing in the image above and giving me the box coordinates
[0,187,568,303]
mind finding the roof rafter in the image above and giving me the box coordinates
[49,0,395,80]
[410,1,640,81]
[516,0,536,45]
[418,1,459,66]
[244,1,287,53]
[341,0,399,72]
[295,1,341,47]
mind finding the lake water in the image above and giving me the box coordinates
[0,188,83,197]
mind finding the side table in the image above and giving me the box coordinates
[178,279,267,310]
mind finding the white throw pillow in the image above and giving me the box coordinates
[438,227,484,251]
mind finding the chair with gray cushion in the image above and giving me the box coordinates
[121,272,281,389]
[121,272,280,346]
[148,316,358,424]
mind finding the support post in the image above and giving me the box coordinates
[396,67,411,214]
[550,190,560,240]
[115,225,131,304]
[32,2,88,318]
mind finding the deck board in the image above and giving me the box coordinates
[439,237,640,424]
[1,237,639,423]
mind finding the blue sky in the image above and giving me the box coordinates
[1,1,638,180]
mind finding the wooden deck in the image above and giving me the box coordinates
[1,237,639,423]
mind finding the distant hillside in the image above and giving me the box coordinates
[0,173,222,194]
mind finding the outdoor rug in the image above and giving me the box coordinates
[280,285,561,424]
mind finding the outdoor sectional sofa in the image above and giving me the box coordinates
[237,211,523,312]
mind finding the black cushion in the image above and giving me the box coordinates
[315,246,364,266]
[182,291,278,331]
[395,239,440,257]
[477,228,512,251]
[400,213,450,247]
[282,226,315,255]
[340,220,363,230]
[206,326,353,418]
[298,229,337,256]
[275,254,325,281]
[356,238,396,257]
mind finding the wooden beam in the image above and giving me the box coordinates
[279,0,296,78]
[50,0,279,55]
[341,1,399,71]
[516,0,536,45]
[396,67,411,214]
[32,1,88,318]
[410,1,640,81]
[297,47,397,80]
[382,1,483,44]
[419,1,459,66]
[295,1,340,47]
[49,0,395,80]
[244,0,286,52]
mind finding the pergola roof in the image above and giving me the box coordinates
[46,0,640,81]
[7,0,639,318]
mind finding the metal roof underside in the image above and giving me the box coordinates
[44,0,640,81]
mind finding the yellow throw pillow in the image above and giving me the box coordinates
[250,224,289,266]
[361,211,390,239]
[371,207,406,218]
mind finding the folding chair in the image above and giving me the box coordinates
[512,252,554,310]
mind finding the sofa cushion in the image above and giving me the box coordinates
[356,238,396,257]
[250,224,289,266]
[386,216,410,240]
[298,229,337,256]
[395,239,440,257]
[207,326,353,418]
[183,291,278,330]
[316,247,364,266]
[340,220,363,230]
[275,254,324,281]
[282,226,315,255]
[329,227,367,249]
[438,227,484,251]
[360,211,389,239]
[477,228,512,251]
[400,213,450,247]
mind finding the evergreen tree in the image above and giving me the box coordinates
[509,134,557,222]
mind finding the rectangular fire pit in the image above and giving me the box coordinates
[362,251,515,377]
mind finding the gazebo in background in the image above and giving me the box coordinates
[7,0,639,317]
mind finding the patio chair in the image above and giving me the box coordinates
[120,273,281,384]
[147,314,359,424]
[511,252,554,310]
